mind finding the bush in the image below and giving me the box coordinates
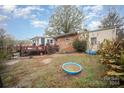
[73,39,87,52]
[99,39,124,65]
[120,53,124,65]
[99,39,124,87]
[0,47,13,62]
[0,51,8,62]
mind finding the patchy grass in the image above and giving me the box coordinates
[1,53,107,88]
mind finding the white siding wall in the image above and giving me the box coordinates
[39,38,41,45]
[44,37,55,45]
[44,38,47,45]
[31,37,55,46]
[88,29,117,50]
[31,38,41,46]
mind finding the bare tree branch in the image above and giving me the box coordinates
[45,5,85,36]
[101,8,124,28]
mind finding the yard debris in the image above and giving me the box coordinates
[106,71,124,76]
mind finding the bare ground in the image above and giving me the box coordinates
[1,53,107,88]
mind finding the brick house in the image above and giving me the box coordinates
[55,27,118,53]
[55,32,79,53]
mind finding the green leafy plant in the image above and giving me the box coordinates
[73,39,87,52]
[99,39,124,87]
[120,53,124,65]
[99,39,124,64]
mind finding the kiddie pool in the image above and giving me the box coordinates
[62,62,83,75]
[85,50,97,55]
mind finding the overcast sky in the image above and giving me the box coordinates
[0,5,124,40]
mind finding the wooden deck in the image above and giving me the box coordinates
[14,45,59,56]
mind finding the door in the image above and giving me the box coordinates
[41,38,45,46]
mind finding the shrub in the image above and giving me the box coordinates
[99,39,124,87]
[0,51,8,62]
[120,53,124,65]
[73,39,87,52]
[99,39,124,65]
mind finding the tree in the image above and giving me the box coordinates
[0,28,6,48]
[100,8,124,29]
[0,28,15,87]
[0,28,6,87]
[0,28,6,38]
[45,5,84,36]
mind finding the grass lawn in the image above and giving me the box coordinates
[1,53,108,88]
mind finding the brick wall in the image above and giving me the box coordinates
[56,34,78,53]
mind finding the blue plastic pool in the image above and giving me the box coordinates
[85,50,96,55]
[62,62,83,75]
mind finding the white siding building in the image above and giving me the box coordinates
[44,37,55,46]
[31,36,55,46]
[88,28,117,51]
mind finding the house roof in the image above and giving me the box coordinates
[30,27,116,40]
[55,32,78,39]
[89,27,115,33]
[30,36,42,40]
[30,36,55,40]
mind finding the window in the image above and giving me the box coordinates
[47,39,49,43]
[65,38,70,41]
[50,40,53,43]
[91,37,97,45]
[65,37,71,45]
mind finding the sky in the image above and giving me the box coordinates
[0,5,124,40]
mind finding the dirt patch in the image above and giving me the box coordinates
[50,54,65,58]
[41,58,52,64]
[6,60,20,66]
